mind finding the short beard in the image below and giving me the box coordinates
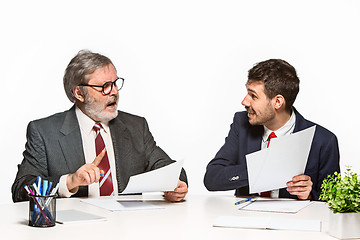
[245,102,275,126]
[83,94,118,123]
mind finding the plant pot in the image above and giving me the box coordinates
[328,210,360,239]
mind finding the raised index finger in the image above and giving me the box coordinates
[92,149,106,166]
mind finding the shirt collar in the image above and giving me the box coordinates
[75,106,110,134]
[262,110,296,142]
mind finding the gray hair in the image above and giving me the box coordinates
[63,50,114,102]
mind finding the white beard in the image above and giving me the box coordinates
[83,94,119,123]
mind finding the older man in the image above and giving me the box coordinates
[12,50,188,202]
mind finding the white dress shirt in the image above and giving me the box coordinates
[260,110,296,198]
[58,107,118,197]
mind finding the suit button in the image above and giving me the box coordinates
[229,176,239,181]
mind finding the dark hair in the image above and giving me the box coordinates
[248,59,299,112]
[63,50,114,102]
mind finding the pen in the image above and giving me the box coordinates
[44,183,59,207]
[50,183,59,195]
[100,173,105,177]
[235,197,252,205]
[36,176,42,194]
[46,181,53,196]
[24,185,31,195]
[28,187,36,197]
[32,182,41,196]
[42,180,48,196]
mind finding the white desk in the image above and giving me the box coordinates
[0,194,336,240]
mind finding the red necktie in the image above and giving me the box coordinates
[93,123,114,196]
[267,132,277,148]
[260,132,277,197]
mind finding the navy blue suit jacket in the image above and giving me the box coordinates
[203,109,340,200]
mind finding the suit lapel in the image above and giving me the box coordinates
[247,125,263,154]
[293,108,313,133]
[59,107,86,172]
[109,116,131,191]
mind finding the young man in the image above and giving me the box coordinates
[204,59,339,200]
[12,50,188,202]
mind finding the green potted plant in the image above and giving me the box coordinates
[319,166,360,239]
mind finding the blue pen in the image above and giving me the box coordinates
[46,181,53,196]
[42,180,48,196]
[235,197,252,205]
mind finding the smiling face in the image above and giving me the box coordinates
[241,81,276,127]
[74,64,119,123]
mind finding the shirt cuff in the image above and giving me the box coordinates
[58,174,78,198]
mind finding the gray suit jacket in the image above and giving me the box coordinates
[12,106,187,202]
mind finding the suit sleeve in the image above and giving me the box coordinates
[203,113,249,191]
[11,122,60,202]
[142,118,188,185]
[310,133,340,201]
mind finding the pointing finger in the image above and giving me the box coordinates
[92,149,106,166]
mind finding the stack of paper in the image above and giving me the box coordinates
[121,160,183,194]
[56,209,106,224]
[214,216,321,232]
[246,126,316,193]
[81,199,163,211]
[239,199,313,213]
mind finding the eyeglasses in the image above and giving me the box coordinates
[79,77,124,95]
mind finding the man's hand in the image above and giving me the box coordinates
[286,174,313,200]
[66,149,106,192]
[164,180,188,202]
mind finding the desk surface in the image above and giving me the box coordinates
[1,194,336,240]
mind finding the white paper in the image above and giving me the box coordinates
[239,199,313,213]
[214,216,321,232]
[81,198,163,211]
[246,126,316,194]
[56,209,106,224]
[121,160,183,194]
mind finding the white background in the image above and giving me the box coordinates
[1,0,359,204]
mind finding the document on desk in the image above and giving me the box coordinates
[213,216,321,232]
[121,160,183,194]
[56,209,106,224]
[246,126,316,194]
[239,199,313,213]
[81,199,164,211]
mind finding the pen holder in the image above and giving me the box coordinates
[28,194,56,227]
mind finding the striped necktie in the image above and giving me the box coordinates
[93,123,114,196]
